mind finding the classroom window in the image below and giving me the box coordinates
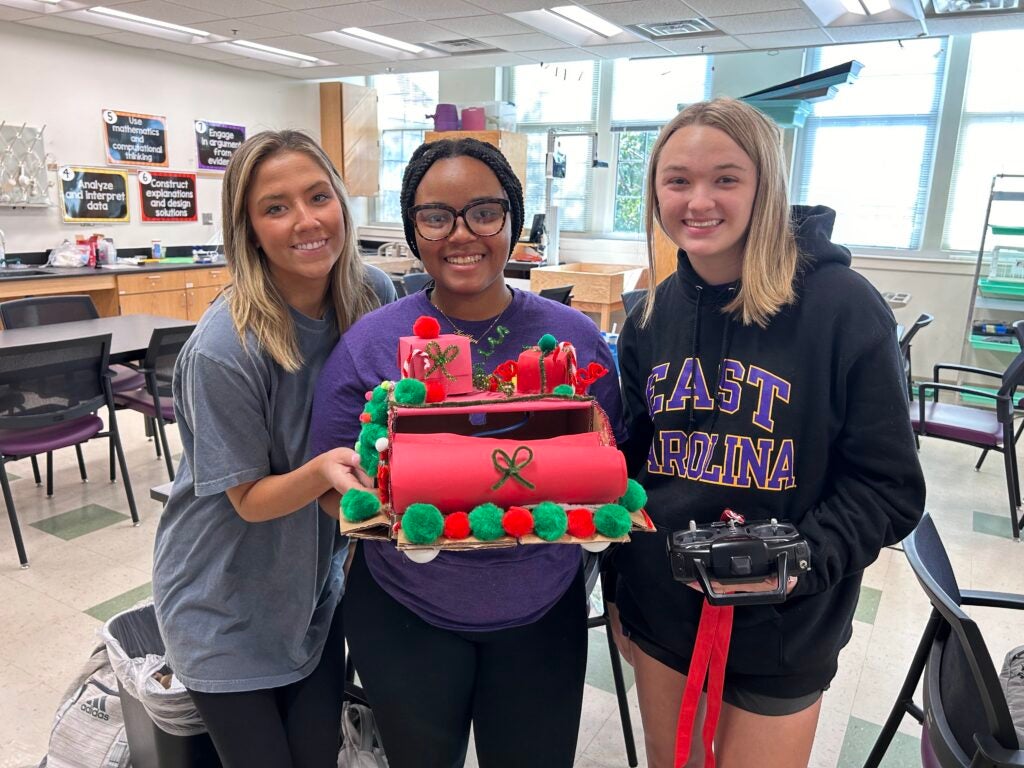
[793,39,946,250]
[371,72,439,224]
[942,30,1024,253]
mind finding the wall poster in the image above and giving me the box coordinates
[102,109,168,167]
[195,120,245,171]
[59,166,129,223]
[138,170,197,222]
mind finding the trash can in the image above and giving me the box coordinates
[102,604,221,768]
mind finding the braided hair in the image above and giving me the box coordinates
[400,137,524,260]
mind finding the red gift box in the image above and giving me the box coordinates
[515,342,577,394]
[398,333,473,396]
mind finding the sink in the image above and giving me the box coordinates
[0,269,50,278]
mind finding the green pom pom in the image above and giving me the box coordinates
[552,384,574,396]
[533,502,567,541]
[538,333,557,352]
[370,384,390,404]
[363,398,388,424]
[394,377,427,405]
[402,503,444,545]
[357,441,379,476]
[594,503,632,538]
[469,503,505,541]
[359,422,387,448]
[618,479,648,513]
[341,488,380,522]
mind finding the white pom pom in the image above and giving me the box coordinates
[375,437,390,452]
[581,541,610,553]
[404,548,440,564]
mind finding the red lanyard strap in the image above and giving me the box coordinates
[674,600,734,768]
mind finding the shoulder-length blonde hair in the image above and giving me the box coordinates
[641,97,797,328]
[221,129,378,372]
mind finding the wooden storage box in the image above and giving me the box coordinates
[424,130,528,205]
[530,263,646,330]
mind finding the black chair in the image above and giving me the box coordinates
[865,513,1024,767]
[976,319,1024,472]
[390,275,407,298]
[114,326,194,481]
[538,285,574,306]
[583,552,639,767]
[621,289,646,317]
[899,312,934,401]
[402,272,433,294]
[913,349,1024,538]
[0,334,138,567]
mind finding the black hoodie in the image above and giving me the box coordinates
[614,205,926,697]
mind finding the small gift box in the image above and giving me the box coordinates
[516,341,577,394]
[398,333,474,396]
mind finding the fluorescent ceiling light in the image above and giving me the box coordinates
[840,0,893,11]
[340,27,423,53]
[929,0,1018,12]
[88,6,210,36]
[548,5,621,37]
[230,39,319,63]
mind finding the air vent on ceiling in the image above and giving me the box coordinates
[427,38,499,54]
[631,18,718,38]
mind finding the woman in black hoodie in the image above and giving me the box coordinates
[611,97,925,767]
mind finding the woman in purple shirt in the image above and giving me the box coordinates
[309,138,624,767]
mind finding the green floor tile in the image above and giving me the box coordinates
[855,585,882,625]
[973,510,1014,539]
[837,716,920,767]
[4,471,20,482]
[85,582,153,622]
[30,504,128,541]
[585,626,635,695]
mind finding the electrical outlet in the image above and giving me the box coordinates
[202,212,214,225]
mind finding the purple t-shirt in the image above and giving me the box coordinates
[309,287,625,631]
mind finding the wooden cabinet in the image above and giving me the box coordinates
[653,226,678,286]
[424,130,528,200]
[118,267,230,321]
[320,82,379,197]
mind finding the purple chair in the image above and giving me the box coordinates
[913,351,1024,539]
[0,334,138,568]
[114,326,193,482]
[865,514,1024,767]
[0,295,146,492]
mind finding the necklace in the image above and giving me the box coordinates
[431,287,513,345]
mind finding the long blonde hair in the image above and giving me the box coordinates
[221,130,378,371]
[641,98,797,328]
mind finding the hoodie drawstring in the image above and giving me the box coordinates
[687,286,704,432]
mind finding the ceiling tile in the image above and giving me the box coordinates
[168,0,282,14]
[308,4,415,26]
[583,40,671,57]
[682,0,802,15]
[219,55,295,71]
[465,0,548,10]
[475,32,567,50]
[826,20,923,41]
[19,15,119,35]
[359,20,457,43]
[0,7,33,21]
[190,17,280,38]
[259,0,364,10]
[433,13,532,35]
[373,0,489,21]
[433,50,530,67]
[516,46,598,62]
[655,34,747,53]
[78,0,223,25]
[925,13,1024,35]
[735,27,832,49]
[236,10,337,33]
[710,8,823,35]
[249,33,346,53]
[587,0,707,26]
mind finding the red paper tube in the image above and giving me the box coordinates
[389,431,626,513]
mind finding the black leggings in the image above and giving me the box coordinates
[187,604,346,768]
[343,546,588,768]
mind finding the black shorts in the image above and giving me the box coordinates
[625,624,824,717]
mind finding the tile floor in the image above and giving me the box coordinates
[2,415,1024,768]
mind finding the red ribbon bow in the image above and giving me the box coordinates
[572,362,609,394]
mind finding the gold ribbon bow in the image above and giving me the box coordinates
[490,446,536,490]
[423,341,459,381]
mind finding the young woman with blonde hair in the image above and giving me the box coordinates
[152,129,395,767]
[610,98,925,767]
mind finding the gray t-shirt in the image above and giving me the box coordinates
[153,269,395,693]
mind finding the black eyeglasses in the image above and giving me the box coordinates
[409,198,510,241]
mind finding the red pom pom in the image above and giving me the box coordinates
[413,316,441,339]
[424,379,447,403]
[376,464,390,503]
[567,508,596,539]
[443,511,471,539]
[487,375,499,392]
[359,412,372,423]
[503,506,534,537]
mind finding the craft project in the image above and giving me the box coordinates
[340,318,652,562]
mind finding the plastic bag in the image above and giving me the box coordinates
[47,240,91,268]
[1001,644,1024,745]
[101,603,207,738]
[338,701,388,768]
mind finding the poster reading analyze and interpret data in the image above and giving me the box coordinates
[139,170,197,222]
[102,109,168,167]
[59,166,129,223]
[195,120,245,171]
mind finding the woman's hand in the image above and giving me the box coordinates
[318,448,374,495]
[687,575,798,596]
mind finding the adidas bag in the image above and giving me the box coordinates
[337,701,387,768]
[38,645,130,768]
